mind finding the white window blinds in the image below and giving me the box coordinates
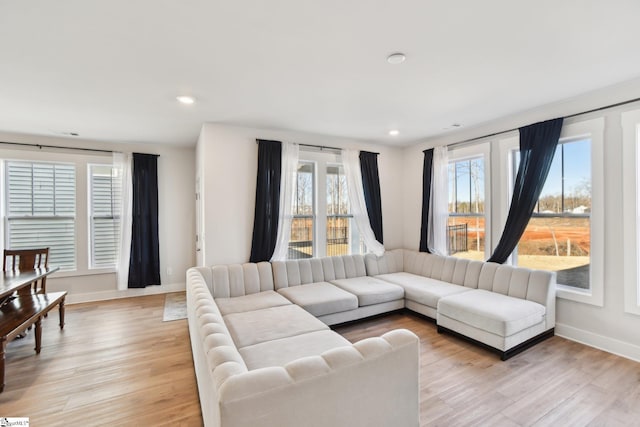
[90,164,121,268]
[6,161,76,270]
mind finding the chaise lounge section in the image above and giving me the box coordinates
[365,249,556,360]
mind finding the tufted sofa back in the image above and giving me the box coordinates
[272,255,367,289]
[477,262,556,327]
[365,249,484,289]
[363,249,404,275]
[196,263,274,298]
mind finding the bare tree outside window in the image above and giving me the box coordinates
[448,157,485,259]
[289,163,314,258]
[287,159,363,260]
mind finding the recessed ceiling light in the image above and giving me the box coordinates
[176,95,195,105]
[387,53,406,64]
[443,123,463,130]
[389,129,400,136]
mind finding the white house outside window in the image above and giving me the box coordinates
[500,118,604,306]
[513,138,592,290]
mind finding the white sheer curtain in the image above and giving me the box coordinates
[114,152,133,290]
[428,146,449,255]
[342,149,385,256]
[270,142,299,261]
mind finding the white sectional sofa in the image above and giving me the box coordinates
[187,262,420,427]
[186,248,556,427]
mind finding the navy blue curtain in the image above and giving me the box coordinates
[488,118,564,263]
[359,151,384,244]
[419,149,434,253]
[128,153,161,288]
[249,139,282,262]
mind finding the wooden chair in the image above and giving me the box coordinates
[3,248,50,294]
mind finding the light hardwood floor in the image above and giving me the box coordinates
[2,294,639,426]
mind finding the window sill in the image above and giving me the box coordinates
[556,284,603,307]
[50,268,116,279]
[623,302,640,316]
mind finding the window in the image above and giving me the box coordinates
[514,138,592,290]
[448,157,486,259]
[287,150,361,259]
[447,143,490,259]
[326,164,362,256]
[5,161,76,270]
[290,162,314,258]
[502,118,604,305]
[89,164,121,268]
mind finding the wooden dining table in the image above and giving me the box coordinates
[0,266,60,305]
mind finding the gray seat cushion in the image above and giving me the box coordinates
[215,290,291,315]
[438,289,546,337]
[376,272,472,309]
[277,282,358,317]
[223,304,329,348]
[330,276,404,306]
[239,330,351,370]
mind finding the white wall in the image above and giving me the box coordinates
[0,131,196,303]
[197,123,405,266]
[402,77,640,361]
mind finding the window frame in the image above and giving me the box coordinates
[499,118,604,306]
[0,148,116,278]
[447,142,492,259]
[288,149,362,259]
[88,163,121,269]
[4,160,77,271]
[622,108,640,315]
[291,160,316,258]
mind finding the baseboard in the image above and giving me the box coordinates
[65,282,186,304]
[555,322,640,363]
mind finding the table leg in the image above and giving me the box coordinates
[59,297,65,330]
[34,318,42,354]
[1,336,6,393]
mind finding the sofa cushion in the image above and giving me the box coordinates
[437,289,546,337]
[215,290,291,315]
[277,282,358,317]
[223,304,329,348]
[376,272,472,309]
[330,276,404,307]
[239,330,351,370]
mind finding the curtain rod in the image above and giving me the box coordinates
[256,140,342,151]
[0,141,161,157]
[255,140,380,155]
[299,143,342,151]
[448,96,640,149]
[0,140,118,154]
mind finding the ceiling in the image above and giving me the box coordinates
[2,1,640,148]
